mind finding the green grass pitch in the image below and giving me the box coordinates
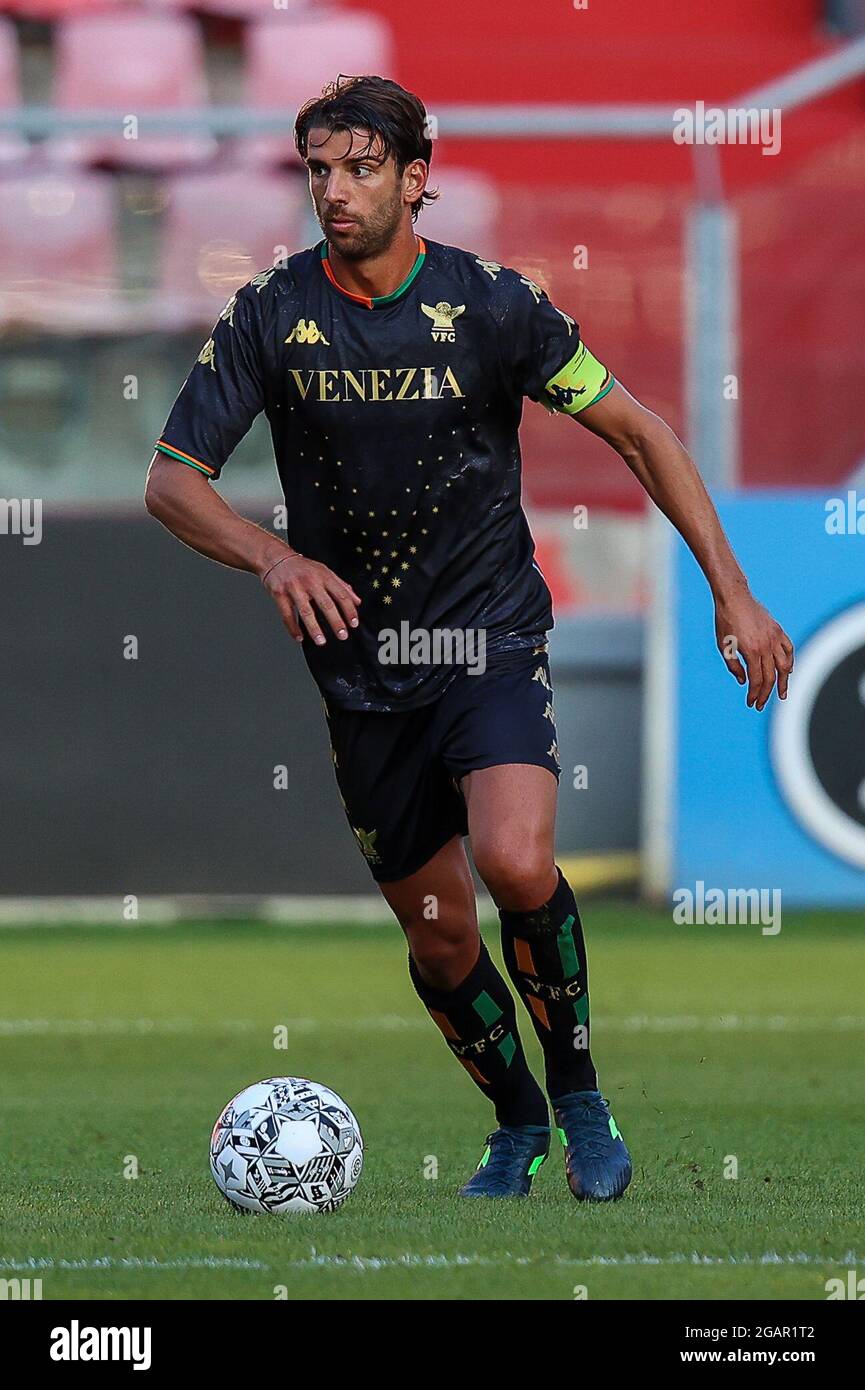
[0,906,862,1301]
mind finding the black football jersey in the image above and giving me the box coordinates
[155,237,614,711]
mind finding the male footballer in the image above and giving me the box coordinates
[145,76,794,1202]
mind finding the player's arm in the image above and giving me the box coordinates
[145,281,359,646]
[575,378,794,710]
[145,456,360,646]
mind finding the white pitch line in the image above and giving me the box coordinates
[0,1251,860,1274]
[0,1257,268,1271]
[0,1015,863,1037]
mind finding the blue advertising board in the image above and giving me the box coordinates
[662,491,865,907]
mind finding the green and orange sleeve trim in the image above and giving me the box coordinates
[154,440,217,477]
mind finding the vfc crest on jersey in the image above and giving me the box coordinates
[421,301,465,343]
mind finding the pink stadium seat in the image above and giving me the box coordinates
[0,16,26,166]
[174,0,314,15]
[154,167,308,329]
[244,10,395,167]
[48,12,216,170]
[416,167,502,258]
[0,170,126,332]
[0,1,129,17]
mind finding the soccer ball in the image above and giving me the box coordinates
[209,1076,364,1214]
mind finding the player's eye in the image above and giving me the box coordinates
[353,165,373,178]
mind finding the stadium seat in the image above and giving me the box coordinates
[243,10,395,167]
[170,0,315,15]
[0,16,26,166]
[0,0,125,16]
[154,167,308,329]
[416,167,502,258]
[48,12,216,171]
[0,170,126,332]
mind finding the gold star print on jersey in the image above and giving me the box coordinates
[154,237,615,713]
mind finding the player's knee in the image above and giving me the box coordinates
[407,926,479,990]
[474,843,555,912]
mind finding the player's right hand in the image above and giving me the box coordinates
[259,552,361,645]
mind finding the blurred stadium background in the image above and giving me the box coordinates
[2,0,865,1308]
[2,0,865,912]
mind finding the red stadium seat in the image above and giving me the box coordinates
[416,167,502,259]
[243,10,395,167]
[48,12,216,171]
[0,16,26,166]
[154,167,308,329]
[0,170,126,332]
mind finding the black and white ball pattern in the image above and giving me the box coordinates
[210,1077,364,1214]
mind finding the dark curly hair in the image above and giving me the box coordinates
[294,74,439,222]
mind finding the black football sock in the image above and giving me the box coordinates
[499,867,599,1099]
[408,940,549,1129]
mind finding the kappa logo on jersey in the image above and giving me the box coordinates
[285,318,331,346]
[197,337,216,371]
[421,301,465,343]
[250,268,277,293]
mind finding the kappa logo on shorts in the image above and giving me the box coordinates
[532,665,552,692]
[352,826,381,864]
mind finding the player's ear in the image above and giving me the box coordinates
[403,158,428,208]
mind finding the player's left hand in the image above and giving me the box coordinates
[714,590,794,710]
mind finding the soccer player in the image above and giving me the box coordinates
[145,76,794,1201]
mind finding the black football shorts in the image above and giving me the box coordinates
[322,644,561,882]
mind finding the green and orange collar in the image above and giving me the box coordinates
[319,236,427,309]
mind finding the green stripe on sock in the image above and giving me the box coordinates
[498,1031,516,1067]
[556,914,580,978]
[574,993,589,1025]
[473,990,502,1026]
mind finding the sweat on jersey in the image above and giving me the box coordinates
[154,237,614,711]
